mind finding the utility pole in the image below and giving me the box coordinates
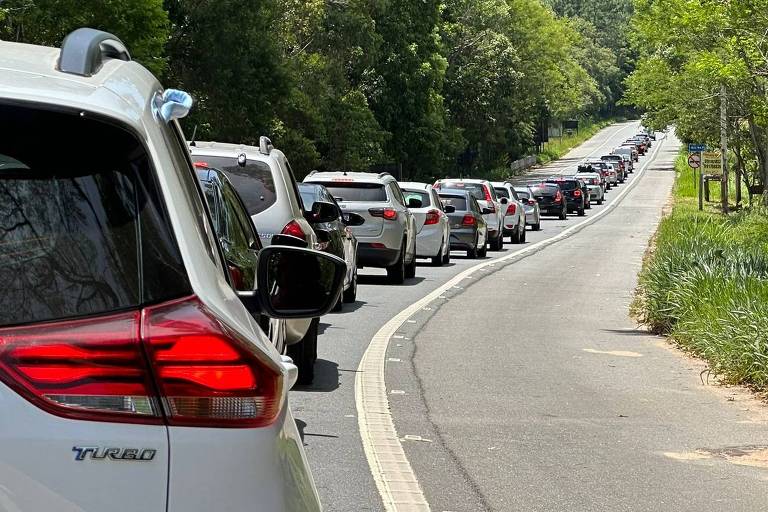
[720,83,729,214]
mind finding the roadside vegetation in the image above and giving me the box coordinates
[633,153,768,391]
[536,118,615,165]
[0,0,634,180]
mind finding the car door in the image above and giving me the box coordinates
[431,188,450,246]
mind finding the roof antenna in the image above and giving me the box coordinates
[189,125,198,147]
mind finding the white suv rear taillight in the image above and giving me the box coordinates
[0,296,282,428]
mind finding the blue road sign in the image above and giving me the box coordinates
[688,144,706,152]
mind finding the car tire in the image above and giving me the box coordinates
[520,225,527,243]
[467,235,479,258]
[343,269,357,303]
[332,296,343,312]
[578,207,585,216]
[442,244,451,265]
[533,221,541,231]
[585,200,592,209]
[432,240,444,266]
[559,209,567,220]
[597,197,604,205]
[478,243,487,257]
[387,241,406,284]
[288,319,318,386]
[490,233,502,251]
[405,254,416,279]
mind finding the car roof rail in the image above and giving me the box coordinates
[58,28,131,77]
[306,170,318,177]
[259,136,274,155]
[378,172,393,179]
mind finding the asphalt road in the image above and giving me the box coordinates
[292,122,768,510]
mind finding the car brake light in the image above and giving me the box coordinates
[483,186,493,203]
[554,191,562,203]
[193,162,209,168]
[369,208,398,221]
[0,297,282,427]
[574,189,582,197]
[461,214,475,226]
[506,203,517,215]
[281,220,307,241]
[528,199,536,206]
[425,209,440,225]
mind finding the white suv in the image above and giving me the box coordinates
[0,29,345,512]
[304,172,418,284]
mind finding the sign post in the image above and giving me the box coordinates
[701,151,722,210]
[688,144,705,209]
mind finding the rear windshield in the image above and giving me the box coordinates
[298,184,320,210]
[193,156,276,215]
[494,187,510,199]
[546,180,578,190]
[320,182,387,202]
[515,190,531,200]
[0,104,191,327]
[439,194,468,210]
[402,190,430,207]
[440,182,485,201]
[531,185,559,195]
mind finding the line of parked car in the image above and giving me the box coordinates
[0,30,658,512]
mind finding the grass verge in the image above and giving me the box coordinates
[633,152,768,391]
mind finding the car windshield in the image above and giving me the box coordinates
[515,190,531,200]
[194,156,276,215]
[402,190,430,207]
[439,194,467,210]
[0,104,191,327]
[440,182,485,200]
[546,180,578,190]
[494,187,510,199]
[531,184,559,194]
[320,182,387,202]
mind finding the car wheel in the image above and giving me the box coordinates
[490,233,502,251]
[520,225,527,243]
[478,242,487,257]
[533,219,541,231]
[585,200,592,209]
[597,197,604,205]
[405,254,416,279]
[432,240,444,266]
[332,295,343,312]
[578,207,585,216]
[387,241,406,284]
[467,235,479,258]
[442,247,451,265]
[559,209,567,220]
[288,319,318,386]
[343,269,357,303]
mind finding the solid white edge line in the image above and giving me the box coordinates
[355,122,667,512]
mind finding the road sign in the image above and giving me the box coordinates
[702,152,721,174]
[689,143,706,152]
[687,153,701,169]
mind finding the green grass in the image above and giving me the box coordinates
[633,152,768,390]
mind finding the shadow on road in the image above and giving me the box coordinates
[358,275,426,286]
[602,328,654,337]
[294,359,340,393]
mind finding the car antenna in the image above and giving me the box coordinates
[343,170,348,176]
[189,125,198,147]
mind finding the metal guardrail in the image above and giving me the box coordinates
[509,155,537,174]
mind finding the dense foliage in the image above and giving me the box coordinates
[634,154,768,390]
[624,0,768,203]
[1,0,632,179]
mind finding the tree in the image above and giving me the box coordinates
[0,0,169,76]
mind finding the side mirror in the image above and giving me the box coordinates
[257,246,346,319]
[443,204,456,214]
[343,212,365,226]
[481,207,492,215]
[500,197,509,205]
[306,201,341,224]
[407,197,423,209]
[270,234,308,248]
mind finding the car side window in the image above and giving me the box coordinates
[509,188,520,201]
[223,178,262,251]
[470,197,480,214]
[390,183,406,206]
[219,179,258,291]
[431,190,443,211]
[282,158,306,211]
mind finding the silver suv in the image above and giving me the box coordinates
[304,172,418,284]
[0,28,345,511]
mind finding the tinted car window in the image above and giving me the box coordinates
[494,187,510,199]
[194,156,276,215]
[402,190,430,207]
[391,184,407,206]
[299,184,320,210]
[515,190,531,200]
[0,104,191,327]
[321,182,387,202]
[439,194,467,210]
[441,182,485,201]
[546,180,578,190]
[531,184,560,195]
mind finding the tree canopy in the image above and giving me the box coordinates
[0,0,633,180]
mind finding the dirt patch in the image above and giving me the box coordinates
[664,446,768,470]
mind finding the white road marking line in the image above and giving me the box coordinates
[355,123,667,511]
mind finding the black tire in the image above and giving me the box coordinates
[533,221,541,231]
[288,319,318,385]
[342,269,357,303]
[520,225,527,243]
[597,197,604,205]
[478,243,487,257]
[405,254,416,279]
[577,207,585,216]
[442,245,451,265]
[467,235,479,258]
[387,241,406,284]
[585,201,592,209]
[559,209,567,220]
[511,228,520,244]
[432,241,444,266]
[490,233,503,251]
[332,296,343,312]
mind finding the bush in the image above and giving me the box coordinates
[634,154,768,389]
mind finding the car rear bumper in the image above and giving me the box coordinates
[541,207,563,216]
[357,243,401,267]
[449,229,476,249]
